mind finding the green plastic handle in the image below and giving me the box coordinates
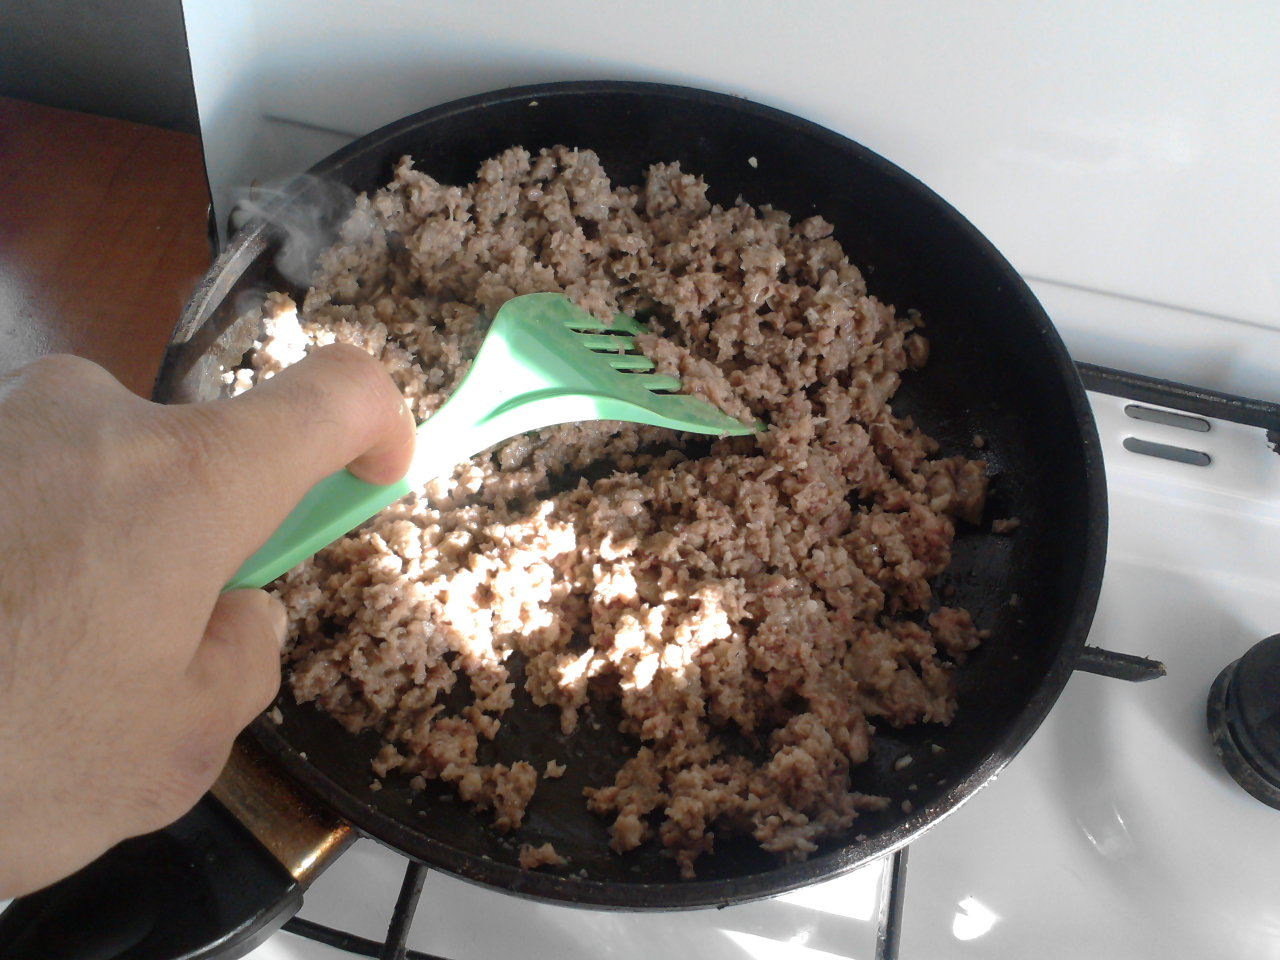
[223,294,759,592]
[224,469,412,591]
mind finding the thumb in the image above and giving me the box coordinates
[187,589,287,733]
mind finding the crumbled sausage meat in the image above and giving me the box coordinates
[238,146,989,877]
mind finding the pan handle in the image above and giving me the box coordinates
[0,736,354,960]
[1075,645,1167,682]
[207,732,357,887]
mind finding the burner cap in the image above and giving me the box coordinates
[1207,634,1280,809]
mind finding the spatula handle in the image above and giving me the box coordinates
[224,469,412,591]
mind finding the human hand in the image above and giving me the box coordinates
[0,345,414,897]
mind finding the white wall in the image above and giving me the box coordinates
[182,0,1280,388]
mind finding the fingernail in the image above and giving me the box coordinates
[265,593,288,647]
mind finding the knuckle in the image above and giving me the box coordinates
[272,370,334,423]
[313,339,377,373]
[14,355,122,403]
[26,353,110,383]
[1,356,125,441]
[309,342,393,411]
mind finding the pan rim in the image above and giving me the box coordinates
[181,78,1107,909]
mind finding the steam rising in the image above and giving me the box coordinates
[229,176,356,288]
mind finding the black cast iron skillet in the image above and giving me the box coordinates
[0,81,1108,956]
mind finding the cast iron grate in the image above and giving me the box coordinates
[283,860,436,960]
[280,850,912,960]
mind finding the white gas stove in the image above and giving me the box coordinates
[170,5,1278,957]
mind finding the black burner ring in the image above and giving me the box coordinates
[1207,634,1280,810]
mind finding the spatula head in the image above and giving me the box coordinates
[488,293,761,437]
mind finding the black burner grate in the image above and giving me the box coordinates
[281,851,912,960]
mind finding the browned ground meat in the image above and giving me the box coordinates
[231,146,989,878]
[519,841,567,871]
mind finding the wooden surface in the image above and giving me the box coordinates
[0,97,212,396]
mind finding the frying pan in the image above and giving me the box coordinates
[0,80,1109,955]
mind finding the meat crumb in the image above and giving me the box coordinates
[992,517,1021,534]
[544,760,566,779]
[519,842,567,870]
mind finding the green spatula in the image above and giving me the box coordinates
[225,292,758,590]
